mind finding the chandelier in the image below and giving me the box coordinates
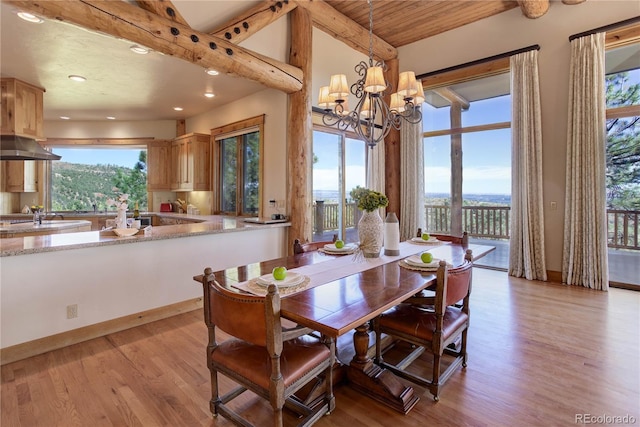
[318,0,423,149]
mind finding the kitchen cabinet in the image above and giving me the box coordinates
[170,133,211,191]
[1,160,37,192]
[147,140,171,191]
[1,78,45,140]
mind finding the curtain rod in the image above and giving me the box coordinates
[569,16,640,42]
[416,45,540,81]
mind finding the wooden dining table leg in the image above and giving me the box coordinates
[346,322,420,414]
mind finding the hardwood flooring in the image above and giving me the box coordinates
[2,269,639,426]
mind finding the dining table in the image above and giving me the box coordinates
[199,239,495,414]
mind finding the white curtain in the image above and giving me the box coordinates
[562,33,609,291]
[367,139,386,219]
[509,50,547,281]
[400,121,424,241]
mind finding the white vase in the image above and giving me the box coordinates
[115,207,128,229]
[358,210,383,258]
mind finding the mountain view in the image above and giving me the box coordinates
[51,162,147,212]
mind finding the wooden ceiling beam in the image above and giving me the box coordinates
[6,0,303,94]
[517,0,550,19]
[210,0,298,44]
[433,87,470,110]
[294,0,397,61]
[135,0,190,27]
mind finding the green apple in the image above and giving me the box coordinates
[335,239,345,249]
[421,232,430,241]
[272,266,287,281]
[420,252,433,263]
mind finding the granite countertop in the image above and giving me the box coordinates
[0,214,290,257]
[0,220,92,235]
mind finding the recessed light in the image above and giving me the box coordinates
[106,116,116,120]
[130,44,149,54]
[17,12,44,24]
[205,68,219,76]
[68,75,86,82]
[174,107,183,111]
[60,116,70,120]
[204,92,215,98]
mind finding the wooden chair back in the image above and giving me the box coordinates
[293,234,337,254]
[416,228,469,248]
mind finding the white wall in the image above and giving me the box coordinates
[398,1,638,273]
[44,120,177,139]
[187,88,288,217]
[0,226,286,348]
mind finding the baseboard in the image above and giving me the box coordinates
[546,270,562,284]
[0,297,203,366]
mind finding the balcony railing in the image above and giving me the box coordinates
[312,202,639,251]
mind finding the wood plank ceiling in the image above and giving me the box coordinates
[325,0,519,48]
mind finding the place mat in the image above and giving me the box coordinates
[318,247,357,255]
[246,275,311,296]
[398,259,441,272]
[408,237,450,246]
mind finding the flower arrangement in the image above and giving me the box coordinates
[106,187,129,210]
[30,204,43,213]
[349,186,389,212]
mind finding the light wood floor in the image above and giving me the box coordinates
[2,269,639,426]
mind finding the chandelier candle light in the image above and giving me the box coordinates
[319,0,423,148]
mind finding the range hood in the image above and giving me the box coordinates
[0,135,61,161]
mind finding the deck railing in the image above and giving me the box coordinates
[312,202,639,251]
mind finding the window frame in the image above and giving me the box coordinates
[41,137,153,212]
[211,115,265,216]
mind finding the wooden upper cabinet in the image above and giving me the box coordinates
[147,140,171,191]
[1,78,45,140]
[1,160,38,192]
[170,133,211,191]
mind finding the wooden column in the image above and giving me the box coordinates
[450,103,463,235]
[384,58,401,218]
[287,7,313,254]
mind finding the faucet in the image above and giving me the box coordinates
[33,210,42,225]
[92,203,97,213]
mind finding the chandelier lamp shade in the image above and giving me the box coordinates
[319,0,423,148]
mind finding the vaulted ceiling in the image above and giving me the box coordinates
[0,0,572,122]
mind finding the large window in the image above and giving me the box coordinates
[212,115,264,216]
[312,126,367,242]
[423,72,512,243]
[47,145,147,212]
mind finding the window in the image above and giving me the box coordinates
[46,144,148,212]
[423,72,511,239]
[312,126,367,242]
[212,115,264,216]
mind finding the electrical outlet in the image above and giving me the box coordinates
[550,201,557,211]
[277,200,285,208]
[269,199,276,207]
[67,304,78,319]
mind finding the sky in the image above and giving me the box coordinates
[54,148,143,168]
[312,94,513,195]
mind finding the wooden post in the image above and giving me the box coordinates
[314,200,325,235]
[450,103,463,235]
[384,58,401,218]
[287,7,313,254]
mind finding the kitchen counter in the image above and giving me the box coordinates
[0,220,92,238]
[0,214,289,257]
[1,213,290,358]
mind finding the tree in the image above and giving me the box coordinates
[605,72,640,210]
[112,151,148,210]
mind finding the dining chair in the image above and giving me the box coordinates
[193,268,335,427]
[373,250,473,401]
[416,228,469,247]
[293,234,337,254]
